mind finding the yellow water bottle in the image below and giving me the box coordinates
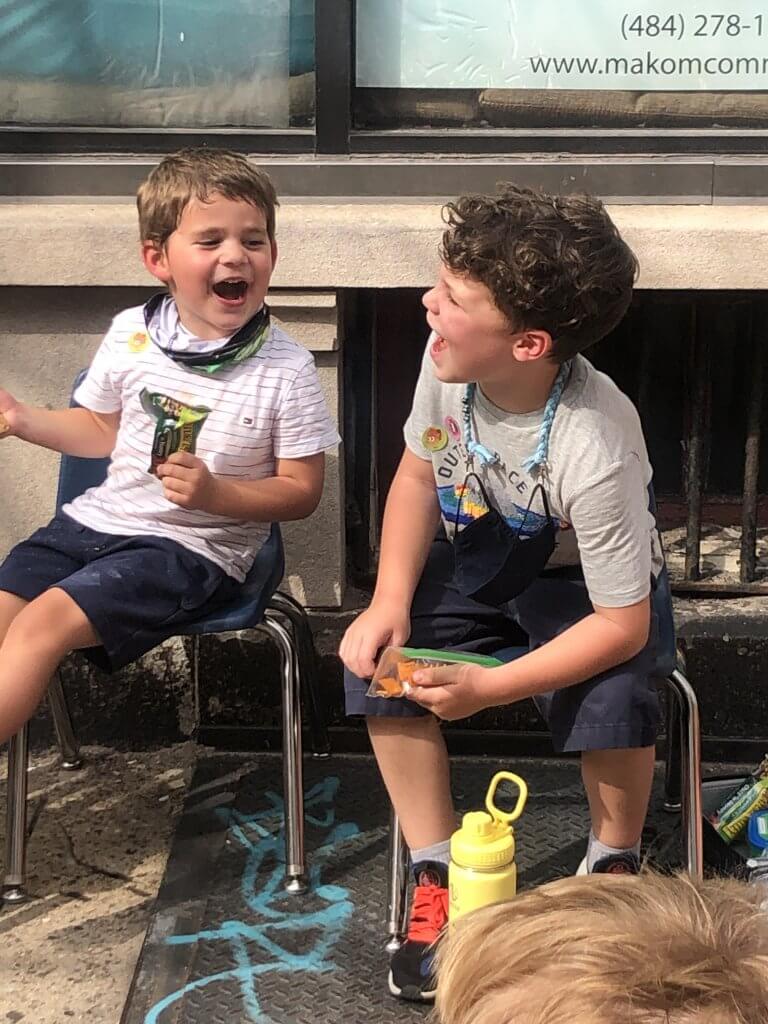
[449,771,528,921]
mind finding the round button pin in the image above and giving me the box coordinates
[422,426,449,452]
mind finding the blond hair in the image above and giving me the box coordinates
[136,148,278,245]
[434,872,768,1024]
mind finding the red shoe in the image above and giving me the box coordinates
[388,861,449,1002]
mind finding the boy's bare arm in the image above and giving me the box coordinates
[339,448,440,678]
[486,597,651,700]
[0,389,120,457]
[156,451,326,521]
[209,453,325,520]
[372,447,441,606]
[409,597,651,720]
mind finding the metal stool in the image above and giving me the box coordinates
[2,587,329,904]
[2,591,330,903]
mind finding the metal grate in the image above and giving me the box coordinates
[612,292,768,595]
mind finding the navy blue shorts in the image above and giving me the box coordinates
[0,512,241,672]
[344,534,660,752]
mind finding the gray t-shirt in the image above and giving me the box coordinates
[404,347,663,609]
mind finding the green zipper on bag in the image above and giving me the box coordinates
[397,647,504,668]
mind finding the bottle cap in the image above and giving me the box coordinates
[451,774,528,870]
[451,810,516,869]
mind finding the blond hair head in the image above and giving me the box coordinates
[435,871,768,1024]
[136,147,278,246]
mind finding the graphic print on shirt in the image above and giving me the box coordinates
[128,331,149,354]
[424,425,561,541]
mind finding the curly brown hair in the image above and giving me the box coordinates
[440,184,638,361]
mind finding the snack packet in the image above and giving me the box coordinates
[715,779,768,843]
[140,389,211,475]
[711,755,768,843]
[0,412,9,435]
[367,646,503,699]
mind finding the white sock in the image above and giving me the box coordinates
[410,839,451,870]
[586,830,640,872]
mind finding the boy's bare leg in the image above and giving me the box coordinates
[368,715,455,850]
[581,745,655,849]
[370,720,653,852]
[0,591,29,645]
[0,587,99,744]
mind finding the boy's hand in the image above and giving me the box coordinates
[156,451,216,511]
[0,388,22,438]
[339,598,410,679]
[407,663,489,721]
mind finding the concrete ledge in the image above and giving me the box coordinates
[271,291,338,351]
[3,202,768,289]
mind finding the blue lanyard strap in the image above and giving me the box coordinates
[462,360,572,473]
[461,384,500,467]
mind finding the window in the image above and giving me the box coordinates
[0,0,315,130]
[355,2,768,130]
[4,0,768,171]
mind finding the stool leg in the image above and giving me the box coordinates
[47,675,83,771]
[663,686,682,813]
[386,809,410,952]
[190,635,201,738]
[668,669,704,880]
[3,724,30,904]
[264,614,308,894]
[269,592,330,758]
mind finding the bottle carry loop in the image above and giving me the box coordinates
[485,771,528,825]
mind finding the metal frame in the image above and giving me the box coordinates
[2,675,82,904]
[663,669,704,877]
[0,128,314,157]
[2,592,328,904]
[384,667,703,949]
[0,156,723,203]
[350,128,768,156]
[314,0,352,155]
[5,128,768,161]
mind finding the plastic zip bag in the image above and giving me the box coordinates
[367,646,503,699]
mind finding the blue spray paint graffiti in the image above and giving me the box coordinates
[145,775,358,1024]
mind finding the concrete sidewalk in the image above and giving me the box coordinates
[1,743,195,1023]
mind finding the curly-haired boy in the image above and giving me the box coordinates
[340,184,661,1000]
[435,872,768,1024]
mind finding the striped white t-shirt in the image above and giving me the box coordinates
[63,303,340,582]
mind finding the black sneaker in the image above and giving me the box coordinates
[589,851,641,875]
[388,860,449,1002]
